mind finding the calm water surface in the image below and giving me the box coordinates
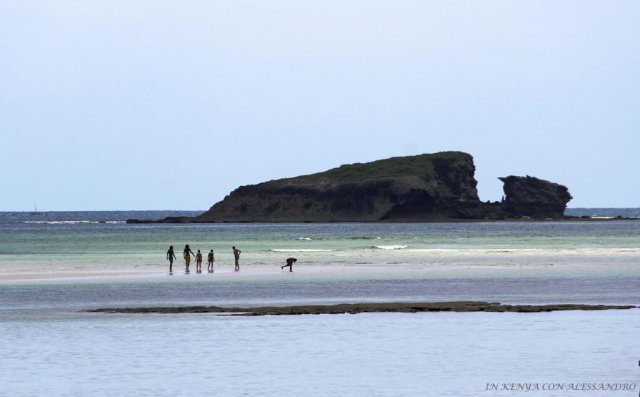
[1,211,639,396]
[1,311,639,397]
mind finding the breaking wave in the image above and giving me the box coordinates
[22,220,125,225]
[270,249,333,253]
[373,245,408,250]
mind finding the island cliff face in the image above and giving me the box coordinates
[196,152,572,222]
[499,175,573,218]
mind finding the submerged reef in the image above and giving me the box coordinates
[89,301,636,316]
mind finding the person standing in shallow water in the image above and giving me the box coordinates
[183,244,195,273]
[195,250,203,273]
[207,250,215,273]
[233,246,241,271]
[166,246,177,273]
[281,257,297,272]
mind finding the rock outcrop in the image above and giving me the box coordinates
[499,175,573,218]
[194,152,572,222]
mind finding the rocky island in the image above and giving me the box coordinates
[129,151,573,223]
[196,151,571,222]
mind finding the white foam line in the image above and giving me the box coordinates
[270,249,334,252]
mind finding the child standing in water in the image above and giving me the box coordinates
[207,250,215,273]
[195,250,203,273]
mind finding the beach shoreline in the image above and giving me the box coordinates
[2,257,640,284]
[2,252,640,284]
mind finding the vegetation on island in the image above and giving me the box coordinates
[291,151,469,183]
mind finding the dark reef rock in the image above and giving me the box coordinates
[88,301,636,315]
[126,216,195,224]
[130,151,574,223]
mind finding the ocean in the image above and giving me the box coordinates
[0,210,639,396]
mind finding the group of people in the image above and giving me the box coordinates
[166,245,297,274]
[166,245,242,274]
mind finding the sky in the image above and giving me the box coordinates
[1,1,639,211]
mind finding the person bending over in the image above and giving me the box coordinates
[281,257,297,272]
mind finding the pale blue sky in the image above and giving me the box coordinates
[1,1,639,210]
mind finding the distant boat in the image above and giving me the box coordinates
[30,205,46,216]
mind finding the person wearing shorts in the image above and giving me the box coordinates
[183,244,195,272]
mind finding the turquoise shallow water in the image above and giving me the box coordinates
[2,210,640,267]
[1,211,640,305]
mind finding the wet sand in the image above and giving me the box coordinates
[4,254,640,283]
[0,271,154,282]
[87,301,637,316]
